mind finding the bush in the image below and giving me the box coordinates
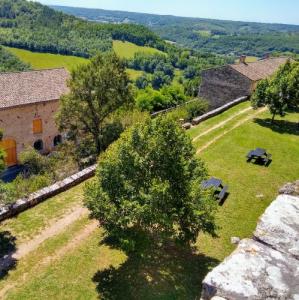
[185,99,208,120]
[19,147,51,176]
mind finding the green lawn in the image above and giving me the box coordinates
[1,103,299,299]
[112,40,164,59]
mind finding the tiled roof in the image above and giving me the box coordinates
[0,68,69,110]
[230,57,289,81]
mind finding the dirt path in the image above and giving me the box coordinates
[0,220,98,299]
[196,108,267,154]
[0,206,89,274]
[192,107,252,142]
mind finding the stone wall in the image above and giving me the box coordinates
[0,165,96,222]
[201,181,299,300]
[199,66,252,110]
[192,96,248,126]
[0,100,60,159]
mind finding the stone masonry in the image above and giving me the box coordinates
[199,66,252,110]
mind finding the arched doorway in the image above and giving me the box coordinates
[33,139,44,152]
[53,135,62,147]
[0,138,17,166]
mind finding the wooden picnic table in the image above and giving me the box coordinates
[201,177,228,202]
[247,148,272,165]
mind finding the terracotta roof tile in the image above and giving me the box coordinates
[0,68,69,110]
[230,57,289,81]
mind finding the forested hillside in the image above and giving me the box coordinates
[53,5,299,56]
[0,0,165,57]
[0,46,30,72]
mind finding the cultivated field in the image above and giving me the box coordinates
[6,45,151,80]
[1,102,299,299]
[112,40,164,59]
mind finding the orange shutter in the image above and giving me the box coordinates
[33,119,43,134]
[0,139,17,166]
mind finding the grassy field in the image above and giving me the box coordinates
[5,46,144,80]
[1,102,299,299]
[5,47,88,71]
[112,40,164,59]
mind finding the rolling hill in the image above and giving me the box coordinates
[0,0,165,58]
[52,5,299,56]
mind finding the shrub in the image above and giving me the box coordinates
[19,147,51,176]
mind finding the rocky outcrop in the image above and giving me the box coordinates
[201,182,299,300]
[279,180,299,196]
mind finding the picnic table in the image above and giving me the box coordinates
[247,148,272,165]
[201,177,229,202]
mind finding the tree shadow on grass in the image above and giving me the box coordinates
[93,232,219,300]
[0,231,17,280]
[254,118,299,136]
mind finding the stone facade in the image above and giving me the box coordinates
[0,100,61,164]
[199,66,252,110]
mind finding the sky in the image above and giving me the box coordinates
[37,0,299,25]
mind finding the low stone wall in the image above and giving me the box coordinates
[201,181,299,300]
[192,96,248,126]
[0,165,97,222]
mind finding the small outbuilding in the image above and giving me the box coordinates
[199,56,290,110]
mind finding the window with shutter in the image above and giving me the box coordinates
[33,119,43,134]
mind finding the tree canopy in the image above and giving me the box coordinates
[0,46,31,72]
[56,52,133,154]
[251,60,299,122]
[85,117,217,245]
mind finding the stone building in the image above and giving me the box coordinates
[199,56,290,110]
[0,68,69,166]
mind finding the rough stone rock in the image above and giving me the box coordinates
[254,194,299,258]
[279,180,299,196]
[230,237,241,245]
[202,239,299,300]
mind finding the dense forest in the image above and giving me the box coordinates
[0,0,165,57]
[53,5,299,57]
[0,46,30,72]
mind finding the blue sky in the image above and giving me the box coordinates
[38,0,299,25]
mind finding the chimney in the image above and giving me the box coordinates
[239,55,247,64]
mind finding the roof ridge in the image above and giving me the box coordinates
[229,56,290,67]
[0,67,67,76]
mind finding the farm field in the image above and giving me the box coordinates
[112,40,164,59]
[5,47,88,71]
[5,45,150,79]
[1,102,299,299]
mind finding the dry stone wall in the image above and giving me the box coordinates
[201,181,299,300]
[0,165,96,222]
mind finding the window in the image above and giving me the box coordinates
[33,139,43,151]
[53,135,62,147]
[33,119,43,134]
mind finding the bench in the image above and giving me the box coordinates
[264,153,272,165]
[218,185,228,201]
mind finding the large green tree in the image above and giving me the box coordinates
[85,117,217,245]
[251,60,299,123]
[57,52,133,154]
